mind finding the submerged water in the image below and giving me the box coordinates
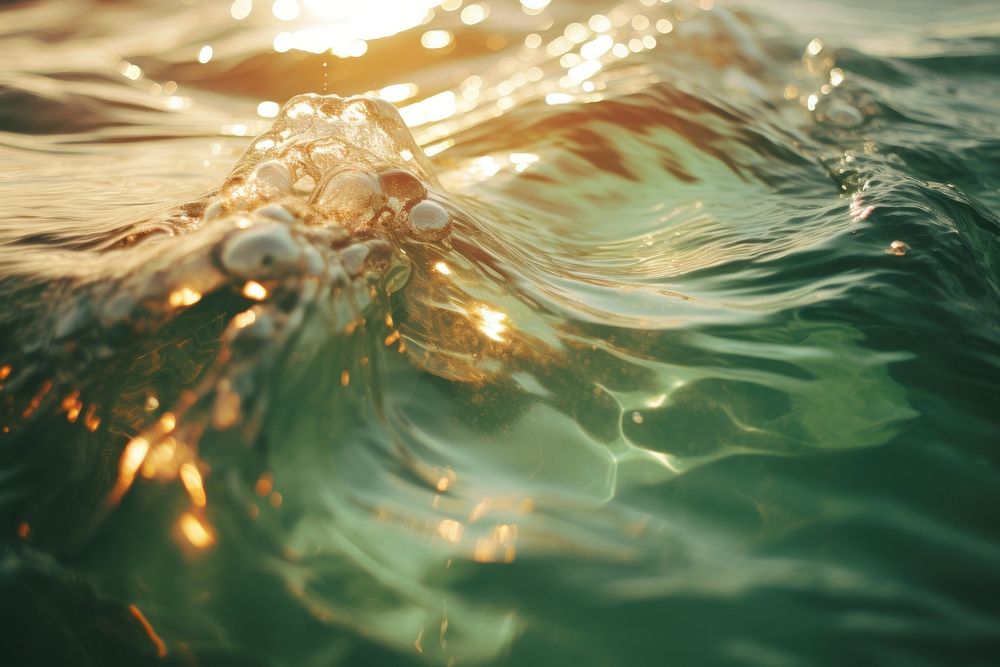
[2,0,1000,664]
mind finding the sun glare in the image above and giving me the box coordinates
[269,0,444,56]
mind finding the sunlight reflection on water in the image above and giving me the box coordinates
[1,0,1000,664]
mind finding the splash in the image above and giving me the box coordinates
[0,93,456,551]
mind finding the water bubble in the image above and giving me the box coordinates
[378,168,426,214]
[886,240,908,256]
[220,223,303,278]
[302,245,323,276]
[403,200,451,241]
[253,203,297,225]
[312,169,386,229]
[338,240,394,278]
[247,160,293,200]
[821,98,865,128]
[339,242,371,277]
[203,199,226,221]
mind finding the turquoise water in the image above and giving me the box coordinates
[1,0,999,664]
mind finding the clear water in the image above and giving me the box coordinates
[1,0,999,664]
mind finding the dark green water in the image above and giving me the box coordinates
[1,0,999,665]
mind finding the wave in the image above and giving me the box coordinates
[1,0,1000,664]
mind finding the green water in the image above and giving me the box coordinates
[1,0,999,665]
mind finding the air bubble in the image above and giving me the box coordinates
[253,203,296,225]
[246,160,293,200]
[220,223,303,278]
[820,98,864,128]
[403,200,451,241]
[378,168,426,214]
[312,169,386,229]
[339,242,371,277]
[886,240,908,256]
[203,199,226,221]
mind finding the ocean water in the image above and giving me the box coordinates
[1,0,999,664]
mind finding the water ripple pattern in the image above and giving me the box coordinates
[1,0,999,665]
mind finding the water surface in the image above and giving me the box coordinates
[1,0,999,665]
